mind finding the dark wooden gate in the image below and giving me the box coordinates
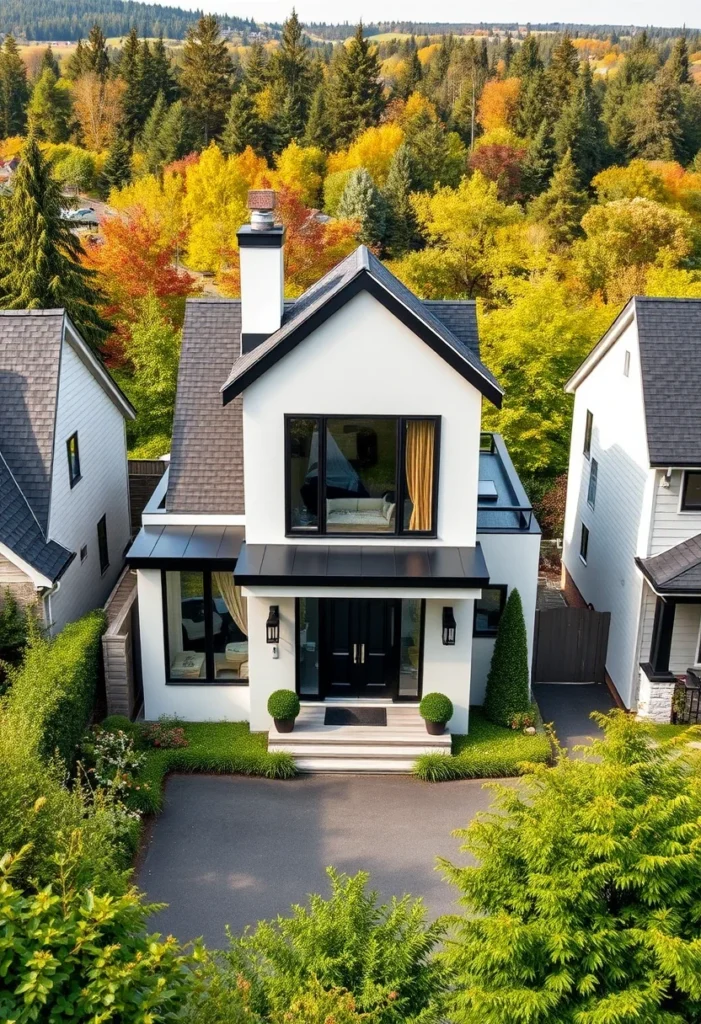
[533,608,610,684]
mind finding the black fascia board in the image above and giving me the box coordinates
[236,225,286,248]
[221,270,503,409]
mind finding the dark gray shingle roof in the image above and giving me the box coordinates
[0,310,64,532]
[636,533,701,595]
[423,300,480,357]
[221,246,501,405]
[0,454,73,582]
[635,298,701,466]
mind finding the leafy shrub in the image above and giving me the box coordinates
[207,868,446,1024]
[5,610,106,768]
[483,588,530,727]
[142,715,189,749]
[439,711,701,1021]
[0,589,31,687]
[267,689,301,720]
[82,725,147,801]
[509,708,537,730]
[102,713,140,737]
[419,692,454,723]
[0,845,191,1024]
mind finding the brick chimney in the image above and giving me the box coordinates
[237,189,286,354]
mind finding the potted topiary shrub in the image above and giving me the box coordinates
[419,692,454,735]
[267,689,301,733]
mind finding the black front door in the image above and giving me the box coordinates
[322,599,398,698]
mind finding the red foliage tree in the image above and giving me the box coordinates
[469,143,526,203]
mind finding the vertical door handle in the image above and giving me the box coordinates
[353,643,358,664]
[360,644,366,664]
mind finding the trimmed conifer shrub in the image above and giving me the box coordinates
[483,588,530,727]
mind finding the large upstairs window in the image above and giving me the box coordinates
[286,415,440,537]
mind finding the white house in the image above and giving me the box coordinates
[128,191,540,768]
[562,297,701,722]
[0,309,135,633]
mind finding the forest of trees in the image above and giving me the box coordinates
[1,12,701,515]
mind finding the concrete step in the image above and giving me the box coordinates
[270,730,450,748]
[269,742,445,758]
[293,756,419,774]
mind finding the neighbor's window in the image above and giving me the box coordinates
[580,523,590,563]
[587,458,598,510]
[67,432,81,487]
[97,515,109,574]
[681,471,701,511]
[286,416,438,537]
[583,410,593,459]
[623,350,631,377]
[164,570,248,684]
[474,585,508,637]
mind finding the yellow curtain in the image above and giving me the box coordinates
[213,572,248,636]
[405,420,435,531]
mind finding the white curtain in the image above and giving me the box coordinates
[214,572,247,636]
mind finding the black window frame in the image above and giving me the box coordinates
[580,522,590,564]
[80,544,88,563]
[284,414,441,539]
[583,410,593,460]
[97,514,109,575]
[681,471,701,512]
[161,570,249,687]
[587,458,598,510]
[473,584,508,637]
[66,432,81,488]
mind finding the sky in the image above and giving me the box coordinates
[160,0,699,29]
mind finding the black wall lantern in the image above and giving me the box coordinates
[266,605,280,644]
[442,607,456,646]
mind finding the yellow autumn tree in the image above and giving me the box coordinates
[109,169,188,251]
[232,146,269,189]
[327,124,404,187]
[72,72,125,151]
[274,141,326,206]
[477,78,521,134]
[183,143,249,272]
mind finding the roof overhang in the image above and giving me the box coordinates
[565,300,636,394]
[127,524,244,570]
[635,555,701,599]
[221,270,503,409]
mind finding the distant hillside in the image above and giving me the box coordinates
[0,0,259,42]
[302,20,698,41]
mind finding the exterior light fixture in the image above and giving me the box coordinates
[266,606,280,644]
[442,607,456,646]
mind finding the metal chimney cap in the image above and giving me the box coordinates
[247,189,277,212]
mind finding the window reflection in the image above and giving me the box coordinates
[325,418,397,533]
[289,418,319,530]
[399,599,421,697]
[298,598,320,696]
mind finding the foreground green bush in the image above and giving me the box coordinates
[0,589,31,688]
[440,712,701,1022]
[414,709,551,781]
[0,844,191,1024]
[483,588,530,727]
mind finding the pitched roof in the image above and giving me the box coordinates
[0,453,73,583]
[636,533,701,595]
[220,246,502,407]
[635,298,701,466]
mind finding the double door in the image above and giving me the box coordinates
[322,598,398,699]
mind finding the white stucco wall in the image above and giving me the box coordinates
[137,568,251,721]
[471,530,541,706]
[562,315,654,707]
[46,342,131,633]
[242,290,483,547]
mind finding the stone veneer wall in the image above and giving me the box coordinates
[636,667,675,723]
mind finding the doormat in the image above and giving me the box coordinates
[324,707,387,727]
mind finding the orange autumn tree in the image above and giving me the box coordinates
[218,185,360,298]
[477,78,521,134]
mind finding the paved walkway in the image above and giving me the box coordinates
[137,774,505,947]
[533,683,617,752]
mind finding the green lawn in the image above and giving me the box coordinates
[647,722,701,742]
[414,708,552,781]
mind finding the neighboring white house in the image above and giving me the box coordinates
[128,191,540,759]
[562,297,701,722]
[0,309,135,633]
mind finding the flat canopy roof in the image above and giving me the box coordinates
[127,525,244,569]
[233,543,489,588]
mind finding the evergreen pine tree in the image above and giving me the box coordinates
[0,135,109,346]
[629,64,684,160]
[515,68,551,138]
[396,38,422,99]
[511,34,543,80]
[553,62,605,185]
[268,10,312,146]
[482,588,530,727]
[100,126,132,197]
[382,143,418,257]
[157,100,197,166]
[0,35,29,138]
[303,84,330,149]
[270,91,302,153]
[521,120,555,199]
[64,39,88,81]
[666,36,691,86]
[139,90,168,173]
[136,40,158,125]
[337,167,386,247]
[546,34,580,113]
[244,39,268,93]
[118,27,141,140]
[221,86,264,155]
[151,34,177,102]
[501,33,514,71]
[181,14,234,145]
[530,148,589,246]
[27,68,71,143]
[84,24,110,80]
[40,46,60,79]
[328,23,385,148]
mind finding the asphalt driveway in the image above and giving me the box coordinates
[533,682,617,752]
[137,774,503,946]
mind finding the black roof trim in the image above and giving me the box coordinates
[635,532,701,595]
[126,524,245,569]
[236,225,286,248]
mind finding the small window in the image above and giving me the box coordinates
[583,410,593,459]
[587,458,598,510]
[580,523,590,564]
[80,544,88,563]
[681,471,701,511]
[66,432,81,488]
[97,515,109,575]
[623,350,630,377]
[474,585,508,637]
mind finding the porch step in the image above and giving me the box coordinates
[268,704,451,774]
